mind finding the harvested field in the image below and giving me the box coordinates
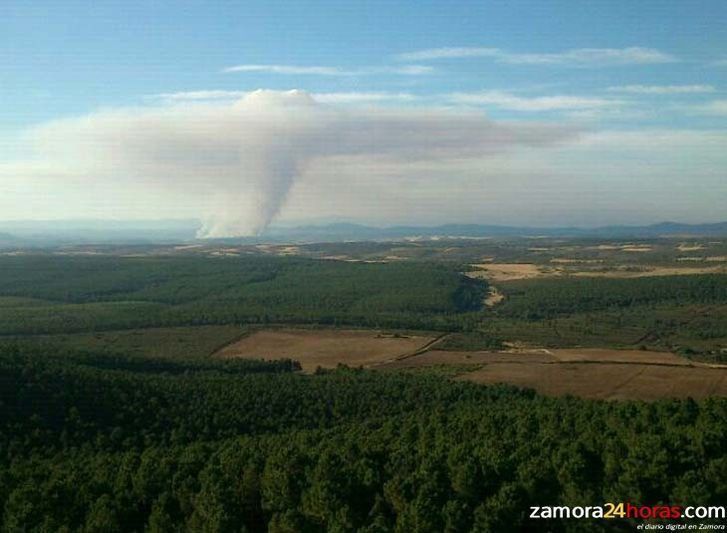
[215,329,437,371]
[548,348,690,365]
[467,263,555,281]
[277,246,301,256]
[378,349,555,369]
[589,244,653,252]
[381,347,726,399]
[378,348,686,369]
[621,245,653,252]
[459,363,727,400]
[550,258,603,264]
[215,328,727,398]
[468,262,727,281]
[677,244,705,252]
[572,265,727,278]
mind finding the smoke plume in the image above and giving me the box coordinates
[25,90,575,237]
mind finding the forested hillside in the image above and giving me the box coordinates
[0,256,486,334]
[497,275,727,319]
[1,346,725,532]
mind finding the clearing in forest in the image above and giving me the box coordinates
[382,347,727,400]
[483,286,505,307]
[466,263,555,281]
[459,362,726,400]
[215,328,437,371]
[571,265,727,278]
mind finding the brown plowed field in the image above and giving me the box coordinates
[459,362,727,400]
[377,349,556,369]
[380,347,726,400]
[547,348,690,365]
[215,329,436,372]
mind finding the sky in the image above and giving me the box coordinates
[1,0,727,235]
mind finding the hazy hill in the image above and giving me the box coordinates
[1,220,726,246]
[261,221,727,242]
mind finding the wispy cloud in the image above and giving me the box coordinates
[222,64,433,76]
[153,88,622,112]
[395,46,677,66]
[447,91,621,111]
[606,84,715,94]
[312,92,418,104]
[692,99,727,115]
[396,47,501,61]
[503,47,676,66]
[151,90,419,105]
[223,64,344,75]
[154,90,249,102]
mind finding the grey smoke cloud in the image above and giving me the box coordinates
[25,90,577,237]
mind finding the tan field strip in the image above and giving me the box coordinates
[466,263,552,281]
[380,347,727,400]
[378,349,556,369]
[466,262,727,282]
[215,329,437,372]
[459,362,727,400]
[378,348,689,369]
[571,265,727,278]
[547,348,690,365]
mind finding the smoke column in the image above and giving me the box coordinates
[25,90,575,237]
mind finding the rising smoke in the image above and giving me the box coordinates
[25,90,576,237]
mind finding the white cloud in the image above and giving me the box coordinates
[389,65,434,75]
[395,46,677,66]
[692,99,727,115]
[395,47,501,61]
[9,90,574,237]
[223,64,344,75]
[222,64,433,76]
[606,84,715,94]
[154,90,249,102]
[504,47,676,66]
[151,91,419,105]
[311,92,418,104]
[447,91,621,111]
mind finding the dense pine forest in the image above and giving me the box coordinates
[0,256,486,334]
[1,346,725,532]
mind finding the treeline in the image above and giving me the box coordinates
[497,274,727,319]
[1,346,725,531]
[0,256,487,335]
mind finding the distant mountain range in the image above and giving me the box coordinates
[1,220,727,247]
[260,221,727,242]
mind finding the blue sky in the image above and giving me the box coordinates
[3,0,727,127]
[1,1,727,232]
